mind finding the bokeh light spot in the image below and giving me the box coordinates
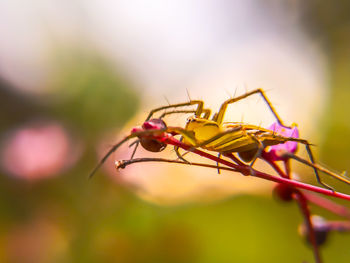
[1,122,73,180]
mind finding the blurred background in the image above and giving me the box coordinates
[0,1,350,262]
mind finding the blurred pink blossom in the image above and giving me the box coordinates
[264,122,299,161]
[1,122,75,180]
[5,216,68,263]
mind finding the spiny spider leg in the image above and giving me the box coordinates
[89,129,166,178]
[172,123,338,190]
[146,100,206,121]
[281,152,350,185]
[131,100,210,160]
[213,88,288,127]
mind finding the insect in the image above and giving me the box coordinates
[90,89,349,190]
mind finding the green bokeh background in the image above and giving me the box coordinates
[1,2,350,263]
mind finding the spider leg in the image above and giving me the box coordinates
[130,139,139,159]
[146,100,206,120]
[281,151,350,186]
[262,134,336,191]
[174,137,191,164]
[171,126,256,173]
[217,152,248,173]
[217,153,221,174]
[131,101,210,160]
[213,88,288,127]
[89,129,166,178]
[116,157,240,173]
[245,135,265,176]
[202,108,211,119]
[223,153,246,166]
[163,107,211,163]
[159,108,211,119]
[281,137,334,190]
[187,126,245,151]
[305,144,335,191]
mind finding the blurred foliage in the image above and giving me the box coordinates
[299,1,350,171]
[49,49,140,139]
[0,49,140,140]
[0,49,141,262]
[0,82,46,131]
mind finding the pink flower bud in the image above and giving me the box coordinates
[264,122,299,161]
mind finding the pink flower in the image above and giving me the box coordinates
[1,122,77,180]
[264,122,299,161]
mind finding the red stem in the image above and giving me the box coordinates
[326,221,350,231]
[161,134,349,263]
[302,192,350,219]
[164,136,350,201]
[294,191,322,263]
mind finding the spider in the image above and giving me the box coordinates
[90,89,349,190]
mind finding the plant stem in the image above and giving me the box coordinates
[164,136,350,201]
[302,192,350,219]
[294,191,322,263]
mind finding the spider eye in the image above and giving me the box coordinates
[186,117,196,123]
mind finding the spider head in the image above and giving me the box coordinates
[131,119,168,152]
[185,116,207,130]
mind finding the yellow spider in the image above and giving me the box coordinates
[91,89,349,190]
